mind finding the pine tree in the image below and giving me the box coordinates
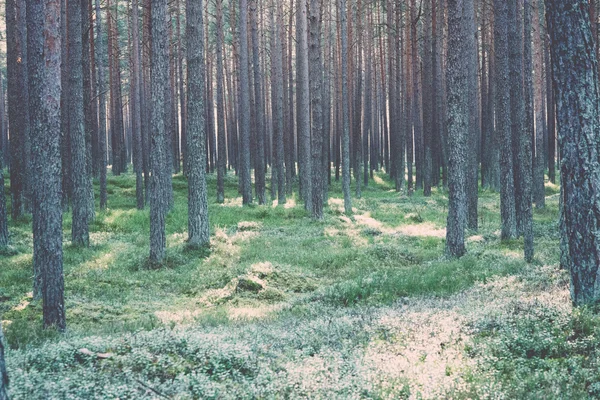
[186,0,210,248]
[69,0,92,247]
[339,0,352,214]
[445,0,472,257]
[28,0,65,330]
[309,0,324,219]
[494,0,518,240]
[216,0,227,204]
[546,0,600,305]
[149,0,170,264]
[95,0,108,210]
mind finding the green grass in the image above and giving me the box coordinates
[1,167,580,399]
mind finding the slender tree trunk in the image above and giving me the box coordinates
[239,0,253,204]
[186,0,210,248]
[82,0,95,222]
[445,0,471,258]
[309,0,324,219]
[6,0,30,220]
[273,1,287,204]
[533,0,546,208]
[95,0,108,210]
[339,0,352,214]
[250,0,266,204]
[216,0,227,203]
[509,0,533,260]
[494,0,518,239]
[423,0,433,196]
[131,0,144,209]
[297,0,312,210]
[465,0,478,230]
[28,0,65,330]
[69,0,92,247]
[149,0,169,264]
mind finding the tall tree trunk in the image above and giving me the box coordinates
[95,0,108,210]
[132,0,144,209]
[494,0,518,239]
[297,0,312,210]
[239,0,253,205]
[522,0,535,261]
[28,0,65,330]
[533,0,546,208]
[423,0,433,196]
[273,1,286,203]
[6,0,30,220]
[186,0,210,248]
[149,0,169,264]
[69,0,92,247]
[309,0,324,219]
[465,0,478,230]
[250,0,266,204]
[509,0,533,260]
[546,0,600,305]
[339,0,352,214]
[445,0,471,257]
[216,0,227,203]
[82,0,95,222]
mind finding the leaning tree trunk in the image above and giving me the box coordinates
[546,0,600,305]
[28,0,65,330]
[186,0,210,248]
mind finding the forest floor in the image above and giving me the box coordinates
[2,169,599,399]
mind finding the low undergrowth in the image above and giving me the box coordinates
[2,169,589,399]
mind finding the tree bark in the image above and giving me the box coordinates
[339,0,352,214]
[546,0,600,305]
[69,0,92,247]
[239,0,253,205]
[250,0,266,205]
[186,0,210,248]
[297,0,312,210]
[28,0,65,330]
[95,0,108,210]
[131,0,144,209]
[445,0,471,258]
[216,0,227,203]
[149,0,170,264]
[494,0,518,239]
[309,0,324,219]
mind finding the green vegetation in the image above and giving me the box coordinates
[2,171,594,398]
